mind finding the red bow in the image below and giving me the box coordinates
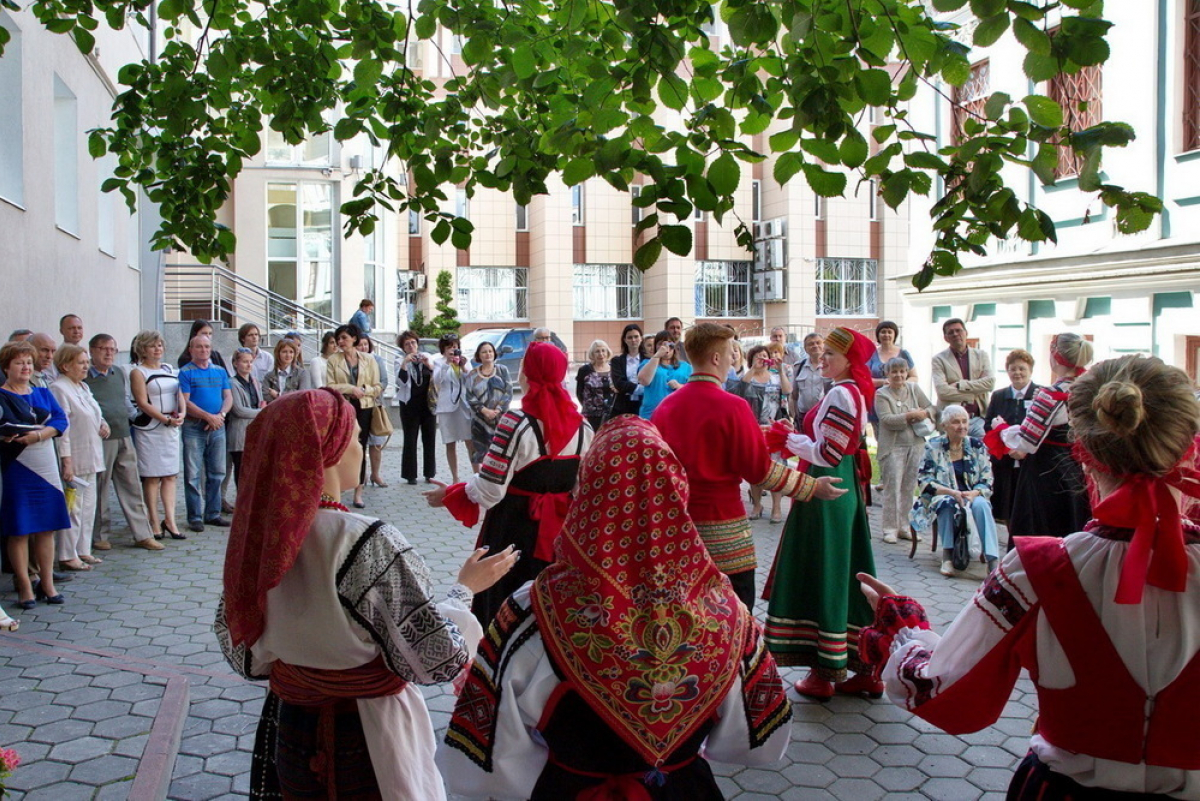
[509,488,572,562]
[577,775,653,801]
[1093,450,1200,604]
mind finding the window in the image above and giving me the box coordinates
[408,208,420,235]
[950,60,989,146]
[751,179,761,223]
[631,186,642,226]
[267,182,334,320]
[98,153,116,256]
[265,128,332,167]
[456,188,469,220]
[572,183,584,225]
[451,34,463,55]
[515,203,528,232]
[815,257,878,317]
[813,194,824,220]
[868,179,879,222]
[573,264,642,320]
[54,74,78,234]
[127,192,140,270]
[364,206,384,311]
[457,267,528,321]
[0,14,23,206]
[694,206,705,222]
[1184,0,1200,151]
[1047,55,1101,177]
[694,261,757,318]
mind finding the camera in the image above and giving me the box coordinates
[666,342,676,350]
[451,348,462,357]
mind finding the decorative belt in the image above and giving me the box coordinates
[507,487,572,561]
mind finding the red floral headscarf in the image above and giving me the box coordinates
[825,326,877,408]
[223,388,357,647]
[531,416,750,766]
[519,342,583,455]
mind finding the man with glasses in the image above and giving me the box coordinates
[84,334,163,551]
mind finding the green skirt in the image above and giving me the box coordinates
[764,457,875,681]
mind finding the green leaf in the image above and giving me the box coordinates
[728,5,778,47]
[774,152,803,185]
[462,37,490,66]
[1024,95,1063,128]
[839,132,868,169]
[1077,146,1102,192]
[1031,142,1059,185]
[969,0,1005,15]
[931,0,967,9]
[1023,51,1059,82]
[563,159,594,186]
[905,152,947,171]
[634,237,663,271]
[430,219,451,245]
[873,124,896,144]
[982,91,1010,121]
[803,163,846,197]
[72,27,95,54]
[658,72,688,111]
[1012,18,1051,55]
[769,130,799,153]
[451,226,471,250]
[660,224,693,256]
[801,138,840,164]
[881,172,910,209]
[354,58,382,86]
[88,131,107,159]
[973,13,1010,47]
[708,152,740,195]
[854,69,892,106]
[512,45,536,80]
[1017,208,1048,241]
[414,14,436,40]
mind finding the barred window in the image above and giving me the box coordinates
[951,61,989,146]
[695,261,757,318]
[816,258,877,317]
[573,264,642,320]
[1185,0,1200,151]
[457,267,528,322]
[1047,52,1101,177]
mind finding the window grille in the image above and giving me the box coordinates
[456,267,528,322]
[573,264,642,319]
[815,257,878,317]
[1047,61,1102,177]
[694,261,757,318]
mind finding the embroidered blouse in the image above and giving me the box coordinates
[785,381,865,467]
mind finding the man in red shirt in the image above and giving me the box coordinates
[653,323,845,609]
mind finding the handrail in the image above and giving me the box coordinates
[163,263,404,369]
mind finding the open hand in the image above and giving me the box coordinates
[457,545,520,594]
[423,479,449,507]
[813,476,847,501]
[857,572,899,613]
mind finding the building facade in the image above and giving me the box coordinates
[901,1,1200,388]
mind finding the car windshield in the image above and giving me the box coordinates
[459,329,505,359]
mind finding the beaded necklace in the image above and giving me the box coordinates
[318,493,349,512]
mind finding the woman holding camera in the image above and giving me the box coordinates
[741,344,792,523]
[432,334,472,484]
[324,324,382,508]
[636,330,691,420]
[395,331,437,486]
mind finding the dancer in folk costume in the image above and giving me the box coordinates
[653,323,845,610]
[859,354,1200,798]
[426,342,593,626]
[764,326,878,700]
[438,416,792,800]
[985,333,1093,539]
[215,389,516,800]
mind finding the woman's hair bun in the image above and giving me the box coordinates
[1092,380,1144,437]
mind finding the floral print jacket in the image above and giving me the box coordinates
[909,435,993,534]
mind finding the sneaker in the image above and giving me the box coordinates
[940,560,955,577]
[93,540,112,551]
[205,517,231,528]
[188,520,205,533]
[882,533,898,544]
[135,539,165,551]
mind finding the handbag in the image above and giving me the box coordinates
[370,404,394,438]
[911,418,936,438]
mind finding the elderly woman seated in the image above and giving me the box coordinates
[910,404,1000,577]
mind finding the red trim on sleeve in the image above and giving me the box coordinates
[443,483,481,528]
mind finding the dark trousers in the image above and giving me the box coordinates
[728,570,756,611]
[399,402,437,481]
[349,401,372,486]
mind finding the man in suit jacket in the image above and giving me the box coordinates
[931,318,994,437]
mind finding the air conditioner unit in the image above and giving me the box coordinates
[408,273,427,291]
[756,269,787,302]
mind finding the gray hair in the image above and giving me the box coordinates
[884,357,910,374]
[940,404,969,425]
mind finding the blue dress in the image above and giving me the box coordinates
[638,360,692,419]
[0,387,71,537]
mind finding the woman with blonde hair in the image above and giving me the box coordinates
[859,354,1200,798]
[573,339,615,431]
[131,330,186,539]
[986,333,1093,539]
[50,344,108,571]
[262,339,312,400]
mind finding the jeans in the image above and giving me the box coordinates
[935,496,1000,560]
[182,420,227,523]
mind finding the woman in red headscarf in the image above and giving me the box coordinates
[437,416,792,799]
[858,355,1200,799]
[214,388,517,800]
[425,342,593,626]
[763,326,879,700]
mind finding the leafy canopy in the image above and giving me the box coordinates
[2,0,1159,288]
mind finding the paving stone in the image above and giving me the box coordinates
[5,758,71,791]
[781,762,837,789]
[24,781,93,801]
[826,778,886,800]
[180,732,239,758]
[169,771,233,800]
[825,754,880,779]
[48,736,112,762]
[731,767,791,795]
[204,751,250,778]
[95,779,136,800]
[922,777,984,800]
[28,718,96,744]
[90,714,153,739]
[873,765,927,792]
[72,699,133,722]
[190,699,244,720]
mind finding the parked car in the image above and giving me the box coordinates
[458,328,569,378]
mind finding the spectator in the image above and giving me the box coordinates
[867,320,916,387]
[262,338,312,400]
[609,324,644,417]
[911,404,1001,576]
[59,315,84,346]
[574,339,615,431]
[236,323,273,383]
[431,333,473,485]
[50,345,108,572]
[357,337,391,487]
[740,343,793,523]
[638,336,656,361]
[636,330,691,419]
[179,334,233,532]
[664,316,689,362]
[395,331,437,485]
[349,298,374,337]
[227,348,266,492]
[85,334,163,551]
[726,337,746,389]
[791,332,829,418]
[531,327,553,344]
[874,357,935,544]
[324,324,382,507]
[29,333,58,386]
[176,320,228,372]
[931,318,994,437]
[465,341,513,468]
[308,331,337,388]
[0,341,69,608]
[7,329,32,342]
[130,330,186,540]
[982,349,1038,527]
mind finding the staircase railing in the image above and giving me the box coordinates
[162,263,404,368]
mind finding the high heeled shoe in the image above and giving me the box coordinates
[162,522,187,540]
[369,477,389,488]
[34,582,64,605]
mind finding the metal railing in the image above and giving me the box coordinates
[162,263,403,368]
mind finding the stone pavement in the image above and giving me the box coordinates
[0,441,1035,800]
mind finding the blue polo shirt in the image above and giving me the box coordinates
[179,363,230,415]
